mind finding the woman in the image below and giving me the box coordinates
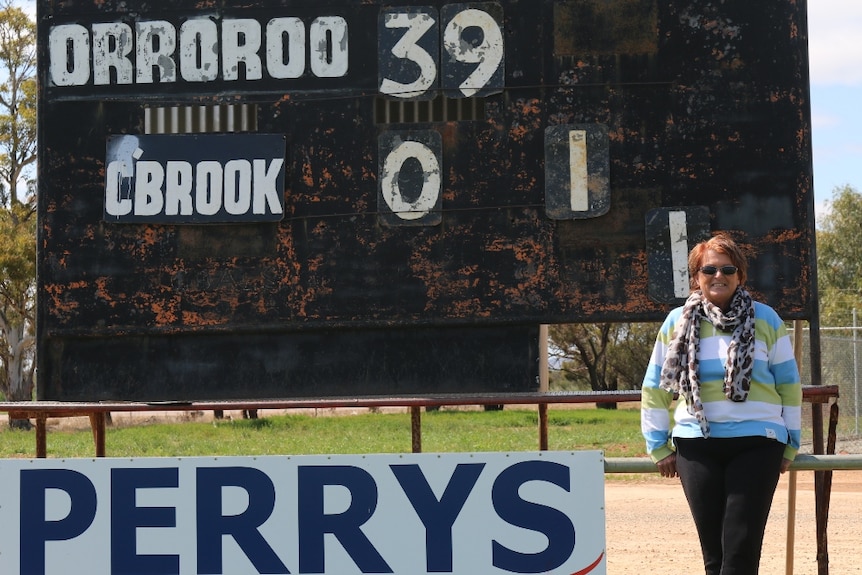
[641,233,802,575]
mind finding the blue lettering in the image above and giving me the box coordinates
[111,467,180,575]
[390,463,484,572]
[297,465,392,574]
[196,467,289,574]
[20,469,97,575]
[491,461,576,573]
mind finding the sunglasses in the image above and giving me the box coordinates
[699,265,738,276]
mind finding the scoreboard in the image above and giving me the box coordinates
[36,0,815,401]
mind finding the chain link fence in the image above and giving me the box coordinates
[798,327,862,440]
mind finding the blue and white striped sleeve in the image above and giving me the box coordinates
[641,312,678,462]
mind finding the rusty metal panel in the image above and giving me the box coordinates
[42,326,541,401]
[37,0,814,400]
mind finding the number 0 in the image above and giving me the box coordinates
[378,131,443,226]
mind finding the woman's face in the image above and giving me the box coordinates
[696,249,740,310]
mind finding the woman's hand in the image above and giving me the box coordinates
[656,453,678,478]
[780,458,793,474]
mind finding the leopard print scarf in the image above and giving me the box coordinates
[659,288,756,438]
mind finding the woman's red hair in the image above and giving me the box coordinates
[688,233,748,288]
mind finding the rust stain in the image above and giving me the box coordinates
[310,220,328,237]
[275,247,302,290]
[508,98,543,143]
[181,311,227,326]
[151,297,181,325]
[505,238,552,308]
[485,238,512,252]
[607,126,625,143]
[120,226,171,260]
[255,293,272,315]
[319,166,334,186]
[55,250,71,269]
[94,277,117,307]
[448,299,493,318]
[305,253,325,274]
[301,157,315,187]
[769,228,804,243]
[44,283,81,314]
[406,240,446,312]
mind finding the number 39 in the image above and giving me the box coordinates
[378,3,505,100]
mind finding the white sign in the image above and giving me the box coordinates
[0,451,606,575]
[48,17,349,87]
[104,134,286,224]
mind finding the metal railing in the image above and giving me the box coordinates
[604,454,861,473]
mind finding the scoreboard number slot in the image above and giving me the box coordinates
[379,3,504,100]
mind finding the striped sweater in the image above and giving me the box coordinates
[641,301,802,463]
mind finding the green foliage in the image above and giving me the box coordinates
[0,3,36,407]
[548,322,659,393]
[817,184,862,327]
[0,408,646,459]
[0,3,36,207]
[0,200,34,283]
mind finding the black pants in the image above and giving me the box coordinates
[675,436,786,575]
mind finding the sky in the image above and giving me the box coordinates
[808,1,862,220]
[16,1,859,220]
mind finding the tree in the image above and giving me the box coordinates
[814,184,862,402]
[0,2,37,427]
[548,322,658,407]
[816,184,862,328]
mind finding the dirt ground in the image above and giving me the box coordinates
[6,408,860,575]
[605,471,861,575]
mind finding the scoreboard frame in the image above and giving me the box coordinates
[36,0,815,401]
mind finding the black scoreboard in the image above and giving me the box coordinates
[36,0,815,401]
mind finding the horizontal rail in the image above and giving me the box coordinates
[604,454,862,474]
[0,385,839,418]
[0,385,840,459]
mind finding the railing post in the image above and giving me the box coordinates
[538,404,548,450]
[90,412,107,457]
[411,406,422,453]
[36,416,47,458]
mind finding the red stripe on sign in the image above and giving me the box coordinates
[571,551,605,575]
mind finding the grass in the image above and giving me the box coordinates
[0,406,646,460]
